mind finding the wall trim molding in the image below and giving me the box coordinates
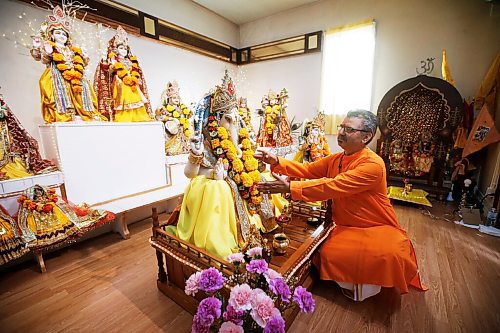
[20,0,321,64]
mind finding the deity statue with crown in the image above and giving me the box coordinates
[164,71,286,259]
[0,94,57,180]
[156,81,192,155]
[30,6,106,123]
[257,88,294,149]
[295,112,331,163]
[94,26,152,122]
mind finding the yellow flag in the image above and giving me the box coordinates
[442,49,455,86]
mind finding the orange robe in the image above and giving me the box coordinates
[273,147,427,294]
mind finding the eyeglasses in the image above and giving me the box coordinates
[337,124,371,134]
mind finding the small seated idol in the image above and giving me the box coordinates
[295,112,331,163]
[94,26,152,122]
[0,94,57,180]
[156,81,192,155]
[165,71,280,259]
[0,207,29,265]
[30,6,106,123]
[257,89,294,148]
[17,185,114,248]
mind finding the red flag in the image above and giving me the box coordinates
[462,104,500,157]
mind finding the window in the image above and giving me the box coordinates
[320,20,376,134]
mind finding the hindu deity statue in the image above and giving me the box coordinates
[237,97,256,143]
[165,71,283,259]
[257,89,294,148]
[16,185,114,249]
[413,131,435,176]
[94,26,152,122]
[0,207,29,265]
[156,81,192,155]
[388,139,406,173]
[0,94,57,180]
[30,6,106,123]
[295,112,330,163]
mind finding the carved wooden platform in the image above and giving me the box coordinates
[149,205,334,330]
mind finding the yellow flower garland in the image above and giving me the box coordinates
[209,123,262,213]
[265,105,280,135]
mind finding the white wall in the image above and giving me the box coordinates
[239,53,322,129]
[240,0,500,120]
[117,0,239,47]
[0,0,235,144]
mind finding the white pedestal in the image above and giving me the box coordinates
[38,122,191,239]
[39,122,168,206]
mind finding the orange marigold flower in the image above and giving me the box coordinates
[241,139,252,150]
[232,159,244,173]
[57,63,69,71]
[73,55,84,64]
[249,170,261,183]
[52,53,65,62]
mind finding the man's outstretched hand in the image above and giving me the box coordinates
[253,148,279,166]
[257,172,290,194]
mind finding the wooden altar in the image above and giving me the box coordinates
[149,204,334,330]
[376,75,463,199]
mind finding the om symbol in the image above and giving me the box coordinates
[416,58,435,75]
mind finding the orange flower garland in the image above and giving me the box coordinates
[207,115,262,213]
[109,52,141,91]
[50,41,85,93]
[17,188,58,213]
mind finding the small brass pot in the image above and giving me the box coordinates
[273,233,290,255]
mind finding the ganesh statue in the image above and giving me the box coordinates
[165,71,288,259]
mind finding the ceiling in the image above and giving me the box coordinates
[192,0,320,25]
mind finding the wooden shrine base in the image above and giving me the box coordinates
[150,207,333,330]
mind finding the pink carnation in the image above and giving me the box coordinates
[185,271,201,296]
[246,246,263,258]
[219,321,244,333]
[227,253,245,264]
[264,268,282,283]
[250,288,280,328]
[228,283,253,311]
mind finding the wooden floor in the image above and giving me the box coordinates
[1,202,499,333]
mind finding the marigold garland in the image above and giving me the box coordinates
[208,117,263,212]
[265,105,280,135]
[109,53,141,92]
[17,188,58,213]
[50,41,85,94]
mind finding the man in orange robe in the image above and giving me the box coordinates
[255,110,426,300]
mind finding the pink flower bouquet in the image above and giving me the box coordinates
[185,246,315,333]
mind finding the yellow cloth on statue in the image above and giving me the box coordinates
[0,157,32,179]
[39,68,104,123]
[387,186,432,207]
[113,78,151,122]
[165,175,239,259]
